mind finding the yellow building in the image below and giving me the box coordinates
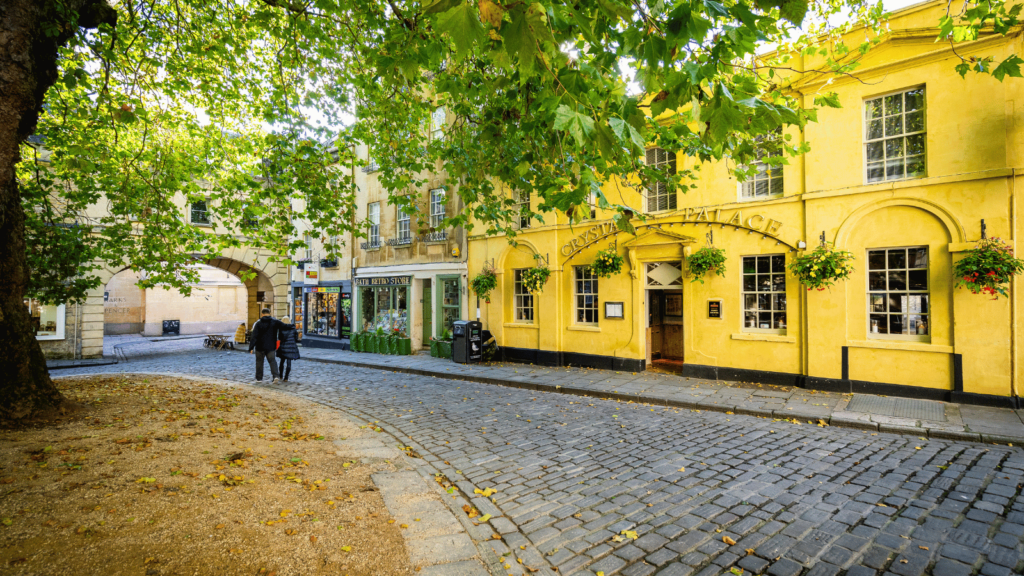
[469,0,1024,407]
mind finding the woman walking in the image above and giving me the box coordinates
[277,317,301,382]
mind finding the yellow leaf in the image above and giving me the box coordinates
[597,572,605,576]
[216,524,225,529]
[678,467,685,472]
[478,0,504,28]
[479,514,492,522]
[723,536,737,545]
[341,545,351,552]
[919,545,929,550]
[620,530,638,540]
[400,524,408,528]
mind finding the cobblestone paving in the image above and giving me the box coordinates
[59,344,1024,576]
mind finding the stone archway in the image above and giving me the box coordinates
[78,248,290,359]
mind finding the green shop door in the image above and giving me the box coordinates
[422,282,432,345]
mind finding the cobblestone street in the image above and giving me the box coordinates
[56,341,1024,576]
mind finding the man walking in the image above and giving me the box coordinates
[249,308,284,383]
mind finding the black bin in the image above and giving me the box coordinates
[162,319,180,336]
[452,320,482,364]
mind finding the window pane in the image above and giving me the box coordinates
[870,314,888,334]
[758,275,772,292]
[866,99,882,119]
[908,248,928,268]
[906,110,924,133]
[904,88,924,112]
[871,294,886,312]
[868,251,887,270]
[758,294,771,310]
[908,269,928,291]
[755,180,769,197]
[908,295,929,314]
[773,293,787,311]
[770,177,784,195]
[869,272,887,290]
[744,294,757,310]
[885,94,903,115]
[889,314,905,335]
[866,142,884,162]
[885,138,904,159]
[772,274,785,292]
[756,257,770,273]
[867,163,885,183]
[744,312,757,328]
[743,276,756,291]
[908,315,928,335]
[743,257,756,274]
[771,255,785,271]
[888,295,903,313]
[868,120,883,140]
[887,249,906,269]
[774,312,787,330]
[758,312,772,328]
[906,156,925,178]
[885,115,903,137]
[885,159,904,179]
[906,134,925,156]
[888,271,907,291]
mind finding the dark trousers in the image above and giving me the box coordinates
[278,357,292,380]
[254,350,280,381]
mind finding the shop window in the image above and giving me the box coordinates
[865,87,926,183]
[513,269,534,323]
[25,299,65,340]
[427,189,446,241]
[515,190,530,230]
[359,285,408,334]
[397,208,411,244]
[306,291,339,337]
[868,247,929,340]
[739,132,784,201]
[574,267,599,325]
[645,147,677,212]
[441,277,461,334]
[742,255,787,333]
[367,202,380,248]
[191,200,210,225]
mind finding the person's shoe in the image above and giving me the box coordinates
[272,378,280,384]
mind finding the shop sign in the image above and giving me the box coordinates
[355,276,411,286]
[305,286,341,293]
[304,261,319,285]
[708,300,722,319]
[560,208,787,256]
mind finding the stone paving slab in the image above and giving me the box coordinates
[286,347,1024,445]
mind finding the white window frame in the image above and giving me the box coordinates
[513,269,534,323]
[303,233,313,260]
[867,246,930,342]
[26,300,66,341]
[397,207,411,244]
[368,202,380,248]
[426,188,447,242]
[190,199,210,225]
[741,255,787,334]
[515,190,531,230]
[645,147,677,213]
[431,107,446,142]
[864,87,926,184]
[574,266,599,325]
[739,133,784,201]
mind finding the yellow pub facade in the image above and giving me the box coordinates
[468,0,1024,408]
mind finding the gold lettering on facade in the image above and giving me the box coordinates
[714,209,722,222]
[746,214,764,230]
[685,207,697,219]
[695,207,709,221]
[727,211,743,226]
[765,219,783,237]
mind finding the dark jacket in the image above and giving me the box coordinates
[249,316,284,352]
[277,324,300,360]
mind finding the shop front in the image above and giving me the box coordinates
[296,283,352,349]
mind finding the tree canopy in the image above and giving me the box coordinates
[19,0,1023,305]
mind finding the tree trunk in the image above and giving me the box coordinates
[0,0,115,420]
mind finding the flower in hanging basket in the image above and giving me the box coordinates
[953,237,1024,299]
[470,269,498,301]
[589,248,624,279]
[789,242,855,291]
[687,246,726,284]
[521,265,551,293]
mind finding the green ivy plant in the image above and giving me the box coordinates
[589,248,624,279]
[789,242,855,291]
[470,269,498,302]
[688,246,727,284]
[953,237,1024,298]
[521,265,551,294]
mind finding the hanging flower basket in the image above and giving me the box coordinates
[953,237,1024,299]
[789,242,855,291]
[521,265,551,293]
[589,248,624,279]
[470,269,498,302]
[687,246,726,284]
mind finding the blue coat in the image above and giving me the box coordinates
[278,325,300,360]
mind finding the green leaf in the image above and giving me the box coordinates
[554,105,595,146]
[992,55,1024,81]
[434,3,485,58]
[812,92,842,108]
[609,117,644,151]
[422,0,461,15]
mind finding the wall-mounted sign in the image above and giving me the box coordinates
[708,300,722,319]
[355,276,411,286]
[304,261,320,285]
[605,302,624,319]
[305,286,341,293]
